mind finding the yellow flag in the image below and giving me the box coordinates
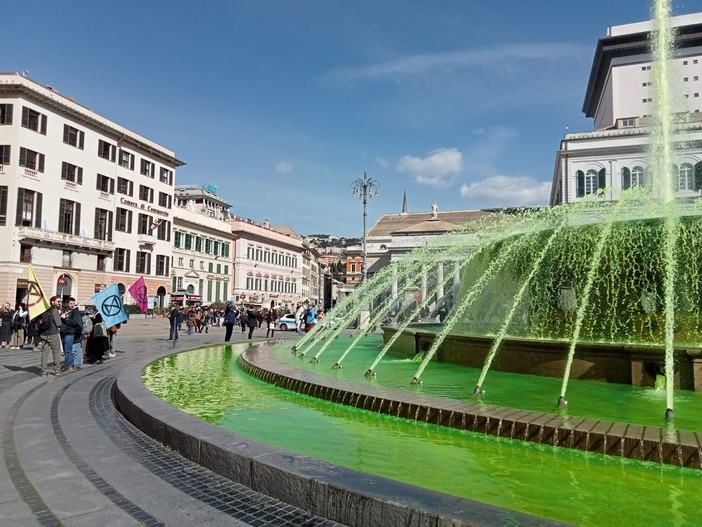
[27,266,51,320]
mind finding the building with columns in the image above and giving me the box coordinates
[0,73,182,308]
[171,185,233,305]
[550,13,702,205]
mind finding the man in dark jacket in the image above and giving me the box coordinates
[59,297,83,372]
[38,296,63,377]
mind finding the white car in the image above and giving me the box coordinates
[276,313,298,331]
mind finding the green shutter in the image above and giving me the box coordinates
[598,168,606,190]
[576,171,585,197]
[622,167,631,190]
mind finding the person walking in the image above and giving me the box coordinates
[239,308,247,334]
[304,304,317,333]
[246,307,258,339]
[0,302,13,348]
[168,305,180,341]
[265,306,277,338]
[294,302,304,333]
[37,296,63,377]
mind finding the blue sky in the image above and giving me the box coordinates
[5,1,698,237]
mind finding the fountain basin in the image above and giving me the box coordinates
[384,324,702,390]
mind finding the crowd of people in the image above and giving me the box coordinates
[1,296,123,377]
[167,301,324,343]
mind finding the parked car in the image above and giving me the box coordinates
[276,313,297,331]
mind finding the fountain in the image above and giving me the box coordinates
[118,1,702,525]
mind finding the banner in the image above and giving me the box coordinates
[128,276,148,313]
[91,283,128,328]
[27,266,51,320]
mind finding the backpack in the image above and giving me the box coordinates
[92,321,107,338]
[225,310,237,325]
[35,312,52,334]
[82,314,94,335]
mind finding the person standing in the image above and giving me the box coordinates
[294,302,305,333]
[0,302,13,348]
[168,305,180,341]
[239,308,247,334]
[304,304,317,333]
[11,303,28,349]
[223,305,237,342]
[37,296,62,377]
[59,297,82,371]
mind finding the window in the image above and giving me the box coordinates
[96,174,115,194]
[0,186,6,226]
[63,125,84,149]
[224,265,228,274]
[195,236,203,252]
[200,261,205,270]
[61,162,83,184]
[684,60,689,66]
[136,251,152,274]
[138,213,151,235]
[222,243,230,258]
[115,248,131,272]
[205,239,212,254]
[20,244,31,263]
[621,119,635,128]
[632,166,645,188]
[184,233,192,250]
[174,231,181,248]
[156,219,170,241]
[208,262,213,272]
[58,199,81,235]
[115,207,132,233]
[677,163,694,191]
[684,77,689,82]
[158,191,172,208]
[156,255,169,276]
[189,258,194,269]
[0,104,12,125]
[139,185,153,203]
[97,254,106,272]
[118,149,135,170]
[62,250,72,268]
[15,189,42,228]
[141,159,155,178]
[159,167,173,185]
[576,169,605,197]
[216,263,221,274]
[178,257,184,267]
[94,208,113,241]
[0,145,10,165]
[213,241,220,256]
[97,139,116,161]
[117,177,133,196]
[19,147,45,172]
[21,107,47,134]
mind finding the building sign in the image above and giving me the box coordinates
[119,197,169,217]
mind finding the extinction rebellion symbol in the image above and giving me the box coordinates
[101,295,124,317]
[133,286,148,306]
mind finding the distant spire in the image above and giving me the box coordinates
[401,190,408,214]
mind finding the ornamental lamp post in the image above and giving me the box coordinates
[351,172,379,283]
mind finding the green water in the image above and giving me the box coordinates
[283,335,702,432]
[143,344,702,526]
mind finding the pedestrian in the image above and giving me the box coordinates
[168,305,180,341]
[240,308,247,333]
[59,297,82,372]
[438,304,448,323]
[11,303,28,349]
[295,302,305,333]
[224,305,237,342]
[107,322,120,358]
[304,304,317,333]
[86,313,109,364]
[0,301,13,348]
[36,296,63,376]
[265,306,277,338]
[246,307,258,339]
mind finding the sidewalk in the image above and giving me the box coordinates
[0,318,342,527]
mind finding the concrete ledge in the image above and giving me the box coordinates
[239,346,702,471]
[115,343,562,527]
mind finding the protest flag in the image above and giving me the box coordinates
[27,266,51,320]
[128,276,149,313]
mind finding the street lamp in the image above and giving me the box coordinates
[352,172,379,282]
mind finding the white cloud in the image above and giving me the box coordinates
[397,148,463,187]
[460,175,551,207]
[275,162,293,174]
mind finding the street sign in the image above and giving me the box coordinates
[57,274,66,285]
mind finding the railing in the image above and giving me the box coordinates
[17,226,115,251]
[138,233,156,245]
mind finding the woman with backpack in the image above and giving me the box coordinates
[86,313,110,364]
[223,305,238,342]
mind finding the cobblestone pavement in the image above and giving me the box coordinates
[0,317,345,527]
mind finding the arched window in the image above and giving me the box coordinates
[576,169,604,197]
[678,163,694,190]
[621,167,631,190]
[631,166,645,187]
[585,169,599,195]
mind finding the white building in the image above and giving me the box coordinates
[171,185,233,305]
[230,217,304,312]
[0,73,182,308]
[551,13,702,205]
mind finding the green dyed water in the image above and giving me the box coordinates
[143,344,702,527]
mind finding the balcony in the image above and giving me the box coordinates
[17,226,115,254]
[138,233,156,247]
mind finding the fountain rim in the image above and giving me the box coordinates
[115,341,558,527]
